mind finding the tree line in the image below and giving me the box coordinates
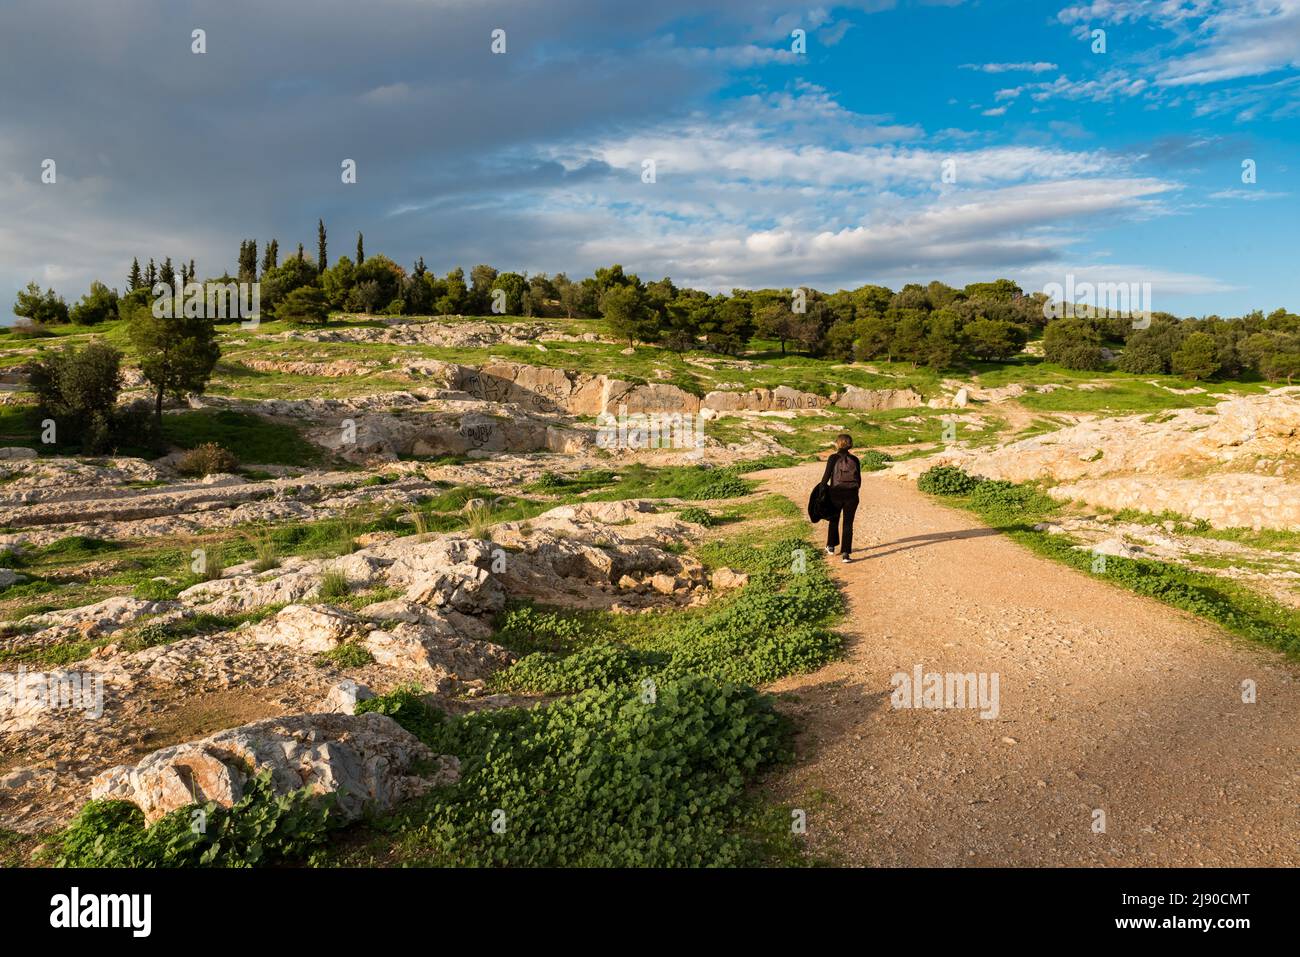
[12,224,1300,429]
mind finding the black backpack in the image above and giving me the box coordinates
[830,452,859,489]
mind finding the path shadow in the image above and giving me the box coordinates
[861,527,1002,560]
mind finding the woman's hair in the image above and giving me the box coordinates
[834,433,853,451]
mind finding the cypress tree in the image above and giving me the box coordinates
[297,242,304,261]
[268,239,278,269]
[239,240,258,283]
[356,232,364,265]
[317,219,328,273]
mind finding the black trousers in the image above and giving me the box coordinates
[825,487,859,553]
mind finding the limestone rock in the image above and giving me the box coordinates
[320,679,375,714]
[710,567,750,590]
[248,604,365,652]
[834,386,924,411]
[90,712,458,824]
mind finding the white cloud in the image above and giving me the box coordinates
[1157,0,1300,86]
[1208,188,1291,200]
[962,61,1058,73]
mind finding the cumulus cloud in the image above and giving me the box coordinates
[0,0,1233,312]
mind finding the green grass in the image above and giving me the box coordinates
[161,409,323,467]
[580,463,755,502]
[489,534,844,692]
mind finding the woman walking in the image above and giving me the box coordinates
[821,433,861,563]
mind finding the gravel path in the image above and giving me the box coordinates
[755,462,1299,866]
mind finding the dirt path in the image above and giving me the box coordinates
[754,463,1300,866]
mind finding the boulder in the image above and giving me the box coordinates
[320,679,375,714]
[710,567,750,590]
[90,712,459,824]
[247,604,364,652]
[363,622,515,689]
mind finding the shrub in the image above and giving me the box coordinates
[355,685,444,741]
[860,450,893,472]
[317,641,373,669]
[29,341,123,453]
[1056,343,1108,371]
[111,399,164,454]
[277,285,331,326]
[1042,316,1102,367]
[388,676,791,867]
[1117,342,1168,374]
[68,281,120,326]
[492,605,586,653]
[1170,331,1220,381]
[677,506,716,526]
[686,468,751,500]
[176,442,239,477]
[494,643,662,694]
[43,772,336,867]
[917,464,981,495]
[968,479,1054,517]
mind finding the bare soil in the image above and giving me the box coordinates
[755,463,1300,866]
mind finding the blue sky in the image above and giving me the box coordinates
[3,0,1299,317]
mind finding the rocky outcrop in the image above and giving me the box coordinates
[602,380,700,415]
[259,318,610,349]
[834,386,924,411]
[890,390,1300,530]
[701,386,827,413]
[90,712,458,823]
[456,362,605,415]
[1048,474,1300,531]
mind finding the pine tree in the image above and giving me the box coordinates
[317,219,328,273]
[239,240,258,283]
[356,232,364,265]
[160,257,176,289]
[128,258,142,291]
[189,259,196,284]
[146,259,158,288]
